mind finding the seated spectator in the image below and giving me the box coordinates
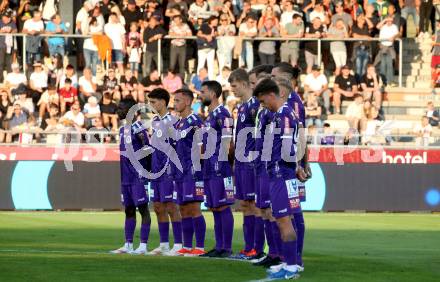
[43,104,65,144]
[376,16,399,86]
[45,13,68,57]
[258,17,279,65]
[12,84,34,115]
[280,14,304,67]
[413,116,432,147]
[0,11,17,84]
[46,54,64,87]
[4,102,28,143]
[426,101,440,127]
[59,78,78,114]
[29,61,48,105]
[78,67,100,105]
[60,101,85,129]
[305,93,323,128]
[83,96,101,129]
[303,65,331,114]
[216,66,232,93]
[100,92,118,131]
[4,63,27,90]
[38,85,60,123]
[333,65,358,114]
[197,16,218,80]
[86,116,111,143]
[304,17,327,74]
[102,68,118,93]
[59,65,78,89]
[239,15,258,71]
[163,69,183,94]
[189,67,209,95]
[363,105,384,145]
[0,88,12,143]
[217,14,236,72]
[345,93,365,132]
[168,15,192,77]
[120,69,138,91]
[140,69,163,92]
[320,123,335,145]
[351,14,373,77]
[328,19,349,75]
[360,64,383,109]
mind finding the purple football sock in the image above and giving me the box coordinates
[158,222,170,243]
[271,221,283,258]
[140,223,150,243]
[193,215,206,249]
[282,240,298,266]
[171,221,183,244]
[254,216,265,253]
[264,219,276,256]
[213,211,223,251]
[221,207,234,251]
[181,217,194,249]
[125,217,136,243]
[293,212,305,266]
[243,215,255,252]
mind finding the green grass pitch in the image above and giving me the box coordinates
[0,212,439,281]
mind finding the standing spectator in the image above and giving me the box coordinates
[110,5,126,28]
[345,93,365,132]
[239,15,258,71]
[365,4,381,37]
[188,0,209,24]
[377,16,400,86]
[99,0,117,22]
[280,14,304,67]
[352,14,373,77]
[221,0,236,23]
[431,19,440,84]
[142,16,166,77]
[308,2,330,25]
[328,19,349,75]
[400,0,419,35]
[426,101,440,127]
[304,17,327,74]
[4,63,27,90]
[258,5,280,29]
[78,67,99,105]
[280,1,302,27]
[331,1,353,30]
[217,14,236,72]
[100,92,118,131]
[305,93,323,127]
[303,65,332,114]
[166,0,189,18]
[75,1,93,70]
[333,65,359,114]
[59,78,78,114]
[83,17,103,76]
[419,0,433,38]
[0,88,12,143]
[0,12,16,83]
[258,17,279,65]
[105,13,127,75]
[413,116,432,146]
[236,1,253,28]
[29,61,48,105]
[361,64,383,109]
[196,16,218,80]
[122,0,143,30]
[126,22,142,78]
[22,10,44,66]
[168,15,192,77]
[388,4,403,35]
[373,0,390,20]
[45,14,68,57]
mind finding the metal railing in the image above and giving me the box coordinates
[0,33,403,87]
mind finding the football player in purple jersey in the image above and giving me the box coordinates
[253,78,301,280]
[147,88,183,256]
[198,80,235,258]
[111,97,151,255]
[171,89,207,256]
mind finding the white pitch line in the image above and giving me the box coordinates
[0,249,109,255]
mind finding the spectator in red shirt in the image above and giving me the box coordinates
[59,78,78,114]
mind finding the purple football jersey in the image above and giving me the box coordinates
[202,105,233,179]
[287,91,305,127]
[172,113,203,181]
[255,107,274,175]
[150,113,178,181]
[267,104,299,180]
[119,120,150,184]
[234,96,260,167]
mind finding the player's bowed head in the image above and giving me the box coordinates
[252,78,282,113]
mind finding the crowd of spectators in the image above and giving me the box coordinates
[0,0,439,145]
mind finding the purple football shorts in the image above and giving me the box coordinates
[151,178,174,203]
[174,180,205,205]
[269,178,301,219]
[255,173,271,209]
[204,176,235,208]
[121,181,149,207]
[234,166,256,201]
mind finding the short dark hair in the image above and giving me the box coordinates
[293,14,302,20]
[148,87,170,106]
[117,97,137,120]
[228,68,249,84]
[253,78,279,97]
[64,78,72,84]
[273,62,300,80]
[202,80,223,98]
[174,88,194,102]
[249,64,274,77]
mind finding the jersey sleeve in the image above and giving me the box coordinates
[217,112,233,139]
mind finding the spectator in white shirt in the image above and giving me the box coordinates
[303,65,332,113]
[83,96,101,128]
[22,10,45,65]
[5,63,27,90]
[168,15,193,77]
[188,0,209,24]
[239,15,258,71]
[29,61,48,105]
[83,17,103,76]
[345,93,365,132]
[60,102,85,128]
[414,116,432,147]
[376,17,400,87]
[104,13,126,74]
[78,67,100,105]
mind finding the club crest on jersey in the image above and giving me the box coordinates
[240,114,245,122]
[156,129,162,138]
[180,130,187,138]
